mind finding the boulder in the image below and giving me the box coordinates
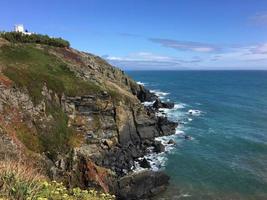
[184,135,192,140]
[157,116,178,136]
[103,139,114,149]
[153,141,165,153]
[168,139,176,145]
[135,85,157,102]
[152,99,174,110]
[117,170,169,200]
[139,158,151,169]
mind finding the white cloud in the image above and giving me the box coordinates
[103,42,267,70]
[213,44,267,62]
[250,12,267,26]
[106,52,178,62]
[149,38,219,53]
[103,52,201,70]
[250,43,267,54]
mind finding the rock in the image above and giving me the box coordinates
[135,85,157,102]
[78,156,115,193]
[103,139,113,149]
[157,116,178,136]
[168,139,176,145]
[153,141,165,153]
[139,158,151,169]
[117,170,169,200]
[137,125,158,139]
[152,99,174,110]
[184,135,192,140]
[0,42,179,199]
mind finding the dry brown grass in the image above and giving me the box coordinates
[0,160,116,200]
[0,160,45,200]
[0,160,45,183]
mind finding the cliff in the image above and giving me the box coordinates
[0,37,177,199]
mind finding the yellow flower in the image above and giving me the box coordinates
[42,181,49,187]
[63,193,68,198]
[54,191,60,195]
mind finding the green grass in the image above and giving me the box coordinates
[39,102,73,160]
[0,44,102,104]
[0,31,70,48]
[16,126,44,153]
[0,44,104,159]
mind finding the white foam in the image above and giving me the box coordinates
[150,90,169,99]
[134,88,199,172]
[142,101,155,106]
[175,130,184,135]
[174,103,186,110]
[137,81,146,86]
[158,107,171,113]
[133,132,183,172]
[182,194,192,197]
[188,109,202,116]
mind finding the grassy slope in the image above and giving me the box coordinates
[0,43,107,160]
[0,44,103,104]
[0,40,140,199]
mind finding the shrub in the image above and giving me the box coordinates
[0,161,115,200]
[0,32,70,48]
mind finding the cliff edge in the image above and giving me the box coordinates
[0,37,177,199]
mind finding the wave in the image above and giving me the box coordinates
[142,101,155,106]
[150,90,169,99]
[187,109,202,116]
[174,103,186,110]
[137,81,146,86]
[134,88,201,172]
[134,133,182,172]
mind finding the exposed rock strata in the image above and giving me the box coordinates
[0,41,178,199]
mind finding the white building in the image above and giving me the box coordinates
[14,24,32,35]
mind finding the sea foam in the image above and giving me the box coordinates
[137,81,146,86]
[188,109,202,116]
[134,87,200,172]
[150,90,169,99]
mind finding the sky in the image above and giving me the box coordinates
[1,0,267,70]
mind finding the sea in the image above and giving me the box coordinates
[127,70,267,200]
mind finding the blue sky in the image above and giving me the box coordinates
[1,0,267,70]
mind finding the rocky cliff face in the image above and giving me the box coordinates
[0,39,177,199]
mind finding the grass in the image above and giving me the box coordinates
[0,44,103,159]
[0,160,115,200]
[0,32,70,48]
[16,125,44,153]
[0,44,102,104]
[0,42,135,162]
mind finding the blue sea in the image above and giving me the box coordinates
[127,71,267,200]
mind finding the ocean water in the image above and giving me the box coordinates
[127,71,267,200]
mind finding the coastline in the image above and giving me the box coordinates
[128,79,204,199]
[0,40,184,200]
[116,85,180,199]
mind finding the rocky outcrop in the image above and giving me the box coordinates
[0,41,178,199]
[118,170,169,200]
[152,99,174,110]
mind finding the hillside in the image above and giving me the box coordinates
[0,36,177,199]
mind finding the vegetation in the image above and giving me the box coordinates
[38,103,74,160]
[0,44,103,160]
[0,161,115,200]
[0,45,102,104]
[0,32,70,48]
